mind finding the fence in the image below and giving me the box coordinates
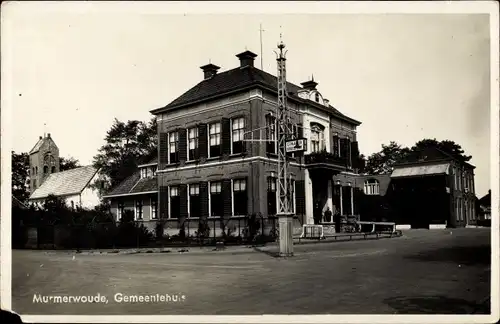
[14,215,286,250]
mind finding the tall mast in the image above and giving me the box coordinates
[275,34,292,216]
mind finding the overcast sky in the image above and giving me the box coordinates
[2,2,494,197]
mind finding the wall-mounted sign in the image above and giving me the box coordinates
[285,138,307,153]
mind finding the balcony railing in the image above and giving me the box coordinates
[304,150,349,169]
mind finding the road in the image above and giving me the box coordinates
[11,228,491,315]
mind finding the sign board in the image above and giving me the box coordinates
[286,138,307,153]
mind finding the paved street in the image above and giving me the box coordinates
[12,228,491,315]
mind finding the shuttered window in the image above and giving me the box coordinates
[198,124,208,160]
[169,186,180,219]
[189,184,200,218]
[231,117,245,154]
[188,127,199,161]
[135,200,143,220]
[117,202,125,221]
[266,115,277,154]
[233,178,247,216]
[210,182,223,217]
[209,122,221,158]
[169,132,179,163]
[332,135,340,157]
[151,197,158,219]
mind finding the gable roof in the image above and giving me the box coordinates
[150,65,361,126]
[29,136,58,155]
[29,166,98,200]
[479,190,491,207]
[102,170,157,198]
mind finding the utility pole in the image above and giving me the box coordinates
[275,34,294,257]
[259,24,265,70]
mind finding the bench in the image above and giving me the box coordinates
[299,224,325,241]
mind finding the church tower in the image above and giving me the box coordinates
[28,133,60,195]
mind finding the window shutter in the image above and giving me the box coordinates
[179,184,188,223]
[159,186,169,219]
[333,135,339,157]
[350,141,360,169]
[221,118,231,156]
[199,181,209,219]
[159,133,168,168]
[296,123,304,157]
[198,124,208,160]
[178,128,187,162]
[339,138,348,161]
[222,179,232,219]
[346,138,352,167]
[295,180,306,216]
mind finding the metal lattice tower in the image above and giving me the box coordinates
[275,37,293,216]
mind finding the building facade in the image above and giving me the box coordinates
[389,147,476,228]
[104,50,364,235]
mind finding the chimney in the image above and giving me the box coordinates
[47,133,51,139]
[39,136,42,140]
[236,50,258,68]
[200,63,220,80]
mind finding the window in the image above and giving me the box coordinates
[32,167,35,175]
[51,166,56,173]
[266,115,277,154]
[210,182,223,217]
[140,168,147,179]
[267,177,277,215]
[310,124,325,153]
[35,166,38,175]
[33,179,37,190]
[233,179,247,215]
[44,165,49,174]
[188,127,199,161]
[364,179,380,195]
[151,197,158,219]
[209,122,221,158]
[332,135,340,157]
[231,117,245,154]
[169,186,180,219]
[169,132,179,163]
[135,200,143,220]
[189,184,200,218]
[117,202,124,221]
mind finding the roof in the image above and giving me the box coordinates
[29,136,58,155]
[391,163,451,179]
[150,65,361,126]
[396,146,475,169]
[12,196,28,209]
[138,156,158,167]
[479,190,491,207]
[103,171,157,198]
[29,166,98,200]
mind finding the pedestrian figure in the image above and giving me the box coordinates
[324,207,332,223]
[334,209,341,233]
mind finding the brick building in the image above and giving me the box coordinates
[389,147,476,228]
[105,49,364,235]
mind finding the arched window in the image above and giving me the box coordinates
[51,166,56,173]
[43,165,48,174]
[310,123,325,153]
[35,166,38,175]
[364,179,380,195]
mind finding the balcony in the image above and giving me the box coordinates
[304,150,350,173]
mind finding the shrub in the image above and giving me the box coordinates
[196,219,210,239]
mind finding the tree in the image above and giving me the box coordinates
[12,151,30,203]
[411,138,472,163]
[364,142,411,175]
[93,117,157,190]
[59,156,81,171]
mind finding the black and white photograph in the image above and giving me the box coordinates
[1,1,498,323]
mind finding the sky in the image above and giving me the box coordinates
[2,2,494,197]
